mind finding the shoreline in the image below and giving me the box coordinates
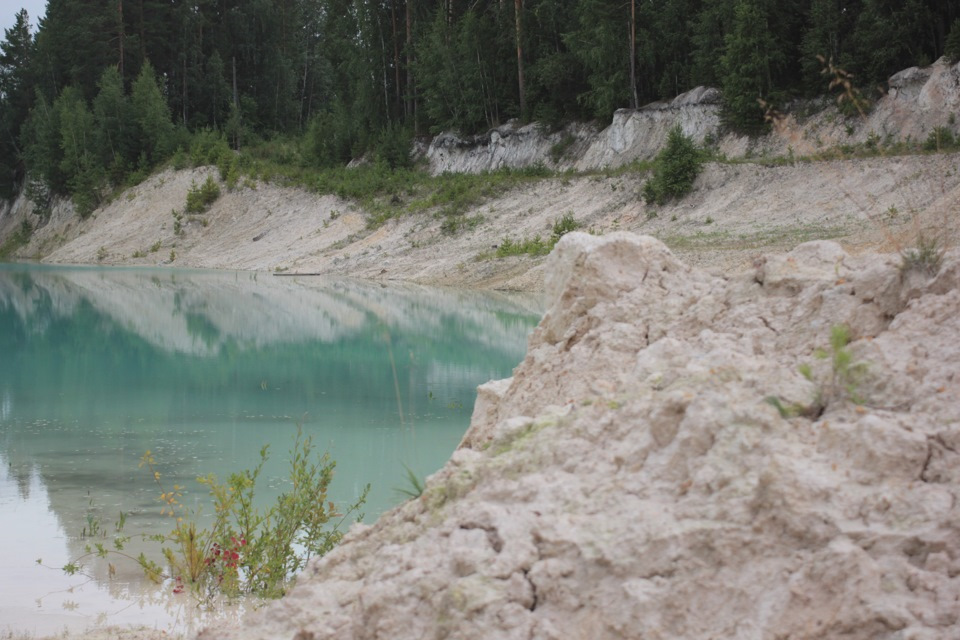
[6,151,959,293]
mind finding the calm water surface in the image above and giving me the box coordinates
[0,264,541,636]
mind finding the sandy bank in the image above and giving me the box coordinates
[6,150,958,294]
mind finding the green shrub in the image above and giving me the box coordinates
[171,147,189,170]
[303,109,353,168]
[922,126,957,152]
[900,234,944,277]
[642,125,703,205]
[61,430,367,601]
[186,175,221,213]
[496,235,551,257]
[440,213,483,235]
[24,180,52,219]
[172,208,184,235]
[374,123,413,169]
[190,129,232,167]
[551,212,579,243]
[216,148,244,190]
[809,324,868,406]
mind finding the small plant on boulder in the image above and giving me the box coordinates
[900,234,944,277]
[766,324,868,418]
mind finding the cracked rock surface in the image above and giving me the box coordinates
[201,232,960,640]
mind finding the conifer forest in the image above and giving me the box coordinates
[0,0,958,207]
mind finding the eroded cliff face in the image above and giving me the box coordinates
[426,57,960,174]
[425,88,722,174]
[200,233,960,640]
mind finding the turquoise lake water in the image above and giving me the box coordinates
[0,264,541,635]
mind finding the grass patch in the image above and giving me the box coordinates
[495,213,580,258]
[238,148,555,234]
[662,223,849,252]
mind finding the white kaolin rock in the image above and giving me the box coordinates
[202,233,960,640]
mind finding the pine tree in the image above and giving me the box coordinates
[566,0,632,119]
[850,0,930,86]
[21,90,68,195]
[720,0,783,132]
[0,9,34,132]
[32,0,115,100]
[92,66,135,182]
[130,60,176,165]
[523,0,588,124]
[56,86,102,216]
[801,0,860,93]
[691,1,734,88]
[202,51,233,130]
[0,9,35,197]
[946,19,960,63]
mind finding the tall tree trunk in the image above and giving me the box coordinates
[629,0,638,108]
[391,0,402,116]
[137,0,146,61]
[117,0,124,79]
[380,24,390,119]
[514,0,526,119]
[405,0,415,130]
[300,57,309,130]
[232,55,239,109]
[183,56,188,125]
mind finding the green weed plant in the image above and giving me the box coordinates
[59,429,367,601]
[395,465,425,500]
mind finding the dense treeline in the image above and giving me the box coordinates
[1,0,958,209]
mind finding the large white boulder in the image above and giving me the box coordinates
[201,232,960,640]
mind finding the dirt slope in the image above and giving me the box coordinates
[10,151,960,292]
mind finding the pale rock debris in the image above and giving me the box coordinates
[427,57,960,174]
[199,232,960,640]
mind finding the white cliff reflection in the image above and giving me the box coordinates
[0,264,541,636]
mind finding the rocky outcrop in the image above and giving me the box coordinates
[200,232,960,640]
[425,121,598,175]
[763,56,960,158]
[426,87,721,174]
[573,87,722,171]
[427,57,960,174]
